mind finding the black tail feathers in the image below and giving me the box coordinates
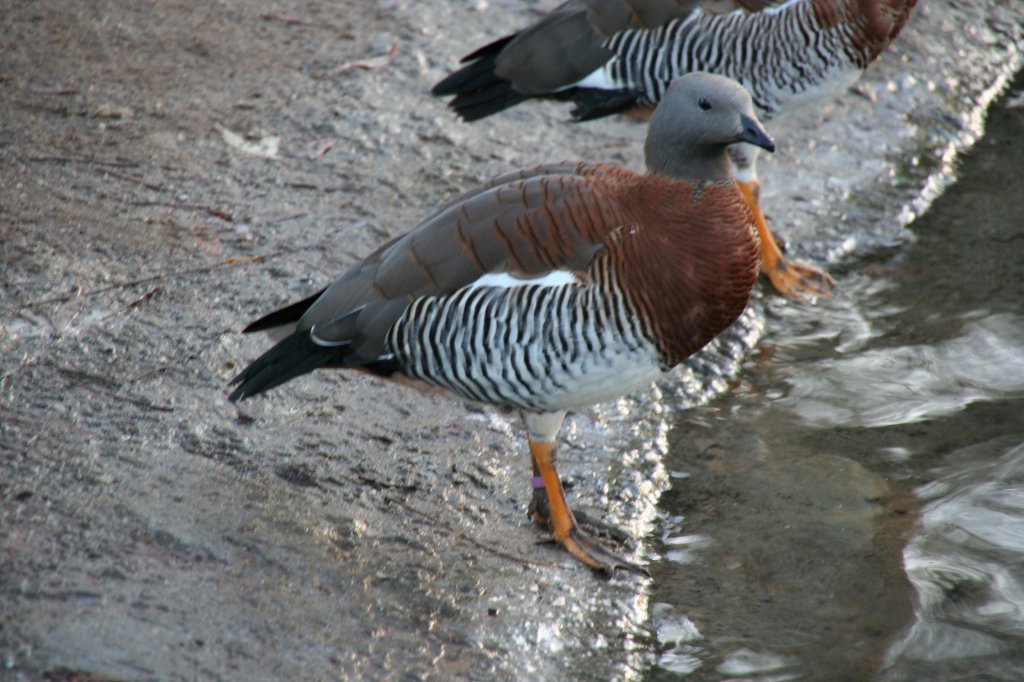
[432,35,514,96]
[240,288,325,334]
[432,36,530,121]
[228,331,346,402]
[569,88,642,121]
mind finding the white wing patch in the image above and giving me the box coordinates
[763,0,804,15]
[467,270,579,289]
[567,68,618,92]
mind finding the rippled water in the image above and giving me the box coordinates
[647,67,1024,680]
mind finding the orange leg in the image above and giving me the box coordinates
[736,179,836,302]
[529,454,629,542]
[528,438,645,575]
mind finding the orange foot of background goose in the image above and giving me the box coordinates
[736,178,837,302]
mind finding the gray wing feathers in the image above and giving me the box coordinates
[496,3,611,94]
[299,166,632,363]
[495,0,701,93]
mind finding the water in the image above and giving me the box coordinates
[647,69,1024,680]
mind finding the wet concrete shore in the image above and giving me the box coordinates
[2,1,1021,679]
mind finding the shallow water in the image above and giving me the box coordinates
[647,69,1024,680]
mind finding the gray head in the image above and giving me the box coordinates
[644,72,774,182]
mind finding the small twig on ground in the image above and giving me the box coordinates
[93,166,164,191]
[127,199,234,222]
[124,285,161,310]
[57,366,175,413]
[313,139,338,158]
[259,12,314,26]
[286,182,345,193]
[395,499,554,569]
[30,86,78,95]
[17,253,281,310]
[26,155,140,168]
[314,44,398,78]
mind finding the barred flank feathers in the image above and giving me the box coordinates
[387,276,653,414]
[600,1,861,118]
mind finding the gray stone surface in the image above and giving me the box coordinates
[1,1,1021,680]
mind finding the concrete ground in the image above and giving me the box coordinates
[1,1,1020,679]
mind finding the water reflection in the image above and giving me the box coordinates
[781,313,1024,428]
[648,67,1024,680]
[886,438,1024,680]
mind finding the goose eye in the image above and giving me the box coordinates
[698,97,712,111]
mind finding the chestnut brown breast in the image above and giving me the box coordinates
[612,176,760,369]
